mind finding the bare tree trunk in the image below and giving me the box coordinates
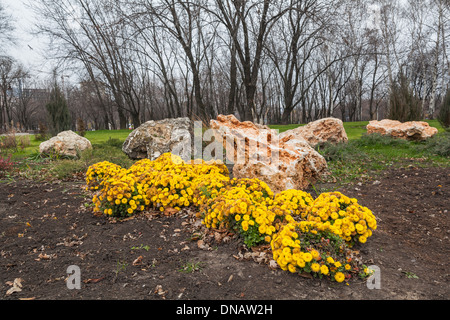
[428,0,443,118]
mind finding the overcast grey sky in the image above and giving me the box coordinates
[2,0,52,79]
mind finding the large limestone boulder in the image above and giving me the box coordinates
[367,119,438,141]
[279,117,348,147]
[210,114,327,193]
[39,130,92,157]
[122,117,193,160]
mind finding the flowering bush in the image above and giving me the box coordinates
[85,161,123,191]
[269,189,314,224]
[86,153,229,217]
[304,192,377,246]
[200,179,277,247]
[271,220,362,282]
[91,168,147,217]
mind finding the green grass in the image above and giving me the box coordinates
[268,124,303,133]
[314,129,449,189]
[84,129,132,145]
[5,136,41,160]
[341,121,369,140]
[5,129,132,161]
[2,129,134,181]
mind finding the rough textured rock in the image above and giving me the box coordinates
[122,117,193,160]
[366,119,438,141]
[210,114,327,193]
[279,117,348,147]
[39,130,92,157]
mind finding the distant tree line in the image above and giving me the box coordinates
[0,0,449,134]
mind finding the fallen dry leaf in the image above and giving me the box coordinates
[197,239,210,250]
[121,216,135,222]
[35,253,57,261]
[268,260,278,270]
[164,207,179,216]
[298,272,313,279]
[132,256,143,266]
[155,284,167,297]
[6,278,23,295]
[6,286,22,295]
[83,277,105,284]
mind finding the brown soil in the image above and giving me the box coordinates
[0,166,449,302]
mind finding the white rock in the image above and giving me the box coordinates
[39,130,92,157]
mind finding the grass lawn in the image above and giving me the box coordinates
[84,129,133,145]
[5,129,132,161]
[268,124,303,133]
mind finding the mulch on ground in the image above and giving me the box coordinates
[0,165,448,300]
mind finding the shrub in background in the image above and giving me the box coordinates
[0,154,14,177]
[46,79,71,136]
[415,131,450,157]
[388,70,422,122]
[437,88,450,131]
[77,118,86,137]
[35,122,50,141]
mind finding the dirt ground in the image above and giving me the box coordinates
[0,165,448,302]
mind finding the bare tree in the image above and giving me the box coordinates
[428,0,447,118]
[0,2,15,54]
[0,56,25,132]
[207,0,289,122]
[25,0,449,127]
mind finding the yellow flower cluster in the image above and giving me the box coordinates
[91,167,147,217]
[271,220,356,282]
[86,153,229,217]
[304,192,377,245]
[269,189,314,222]
[192,174,231,209]
[200,179,278,247]
[85,161,123,191]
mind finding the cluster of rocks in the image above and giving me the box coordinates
[209,115,347,193]
[121,114,347,193]
[38,116,438,193]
